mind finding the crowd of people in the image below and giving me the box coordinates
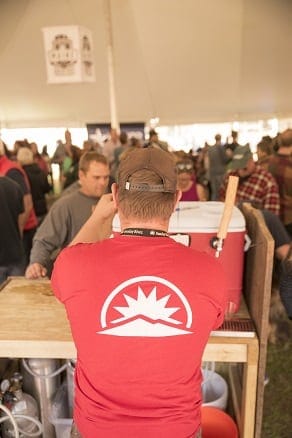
[0,127,291,317]
[0,126,291,437]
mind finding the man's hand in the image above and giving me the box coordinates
[69,194,117,246]
[92,193,117,222]
[25,263,47,279]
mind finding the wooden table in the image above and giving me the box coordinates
[0,277,74,359]
[203,299,259,438]
[0,276,258,438]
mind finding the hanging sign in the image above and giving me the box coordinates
[86,123,145,143]
[42,25,95,83]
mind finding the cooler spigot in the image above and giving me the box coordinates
[210,236,224,258]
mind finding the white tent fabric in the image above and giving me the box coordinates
[0,0,292,128]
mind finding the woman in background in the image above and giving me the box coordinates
[175,157,208,201]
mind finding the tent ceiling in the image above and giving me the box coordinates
[0,0,292,128]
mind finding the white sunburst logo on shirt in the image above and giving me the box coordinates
[97,276,193,337]
[112,286,181,325]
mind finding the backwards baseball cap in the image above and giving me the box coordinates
[229,145,253,170]
[118,146,177,193]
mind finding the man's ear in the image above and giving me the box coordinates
[111,183,118,208]
[173,190,182,211]
[78,169,84,181]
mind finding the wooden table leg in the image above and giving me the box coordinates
[229,340,259,438]
[241,342,259,438]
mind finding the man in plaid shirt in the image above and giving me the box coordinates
[220,144,292,320]
[268,129,292,237]
[220,146,292,319]
[219,144,280,215]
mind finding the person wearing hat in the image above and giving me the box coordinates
[268,128,292,238]
[52,147,228,438]
[175,157,207,201]
[219,144,280,215]
[219,145,292,321]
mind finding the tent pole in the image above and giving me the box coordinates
[103,0,119,130]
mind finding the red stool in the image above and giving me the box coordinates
[201,406,238,438]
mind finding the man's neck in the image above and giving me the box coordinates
[120,217,169,233]
[79,187,100,200]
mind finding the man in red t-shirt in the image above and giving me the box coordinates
[52,147,228,438]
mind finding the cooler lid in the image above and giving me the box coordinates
[112,201,245,233]
[168,201,245,232]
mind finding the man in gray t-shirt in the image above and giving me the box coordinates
[25,152,110,279]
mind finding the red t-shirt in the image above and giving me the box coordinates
[52,235,228,438]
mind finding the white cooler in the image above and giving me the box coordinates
[112,201,246,313]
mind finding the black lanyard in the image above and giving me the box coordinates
[121,228,169,238]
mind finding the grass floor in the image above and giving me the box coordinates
[261,319,292,438]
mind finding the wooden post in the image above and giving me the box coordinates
[103,0,119,130]
[214,175,239,258]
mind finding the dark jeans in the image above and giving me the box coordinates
[70,424,202,438]
[261,209,291,249]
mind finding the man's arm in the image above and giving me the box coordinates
[69,194,117,246]
[25,200,70,278]
[263,181,281,216]
[25,234,57,279]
